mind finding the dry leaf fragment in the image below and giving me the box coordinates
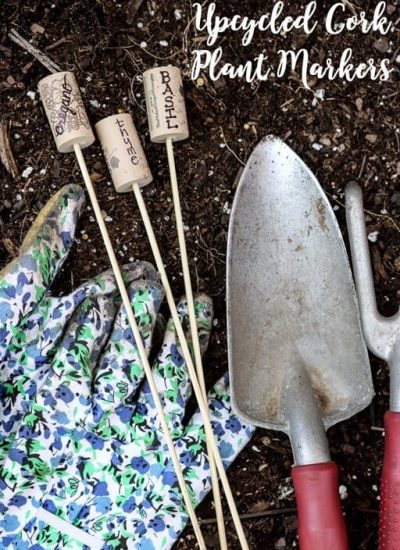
[2,237,19,257]
[30,23,45,34]
[0,122,18,178]
[248,500,270,513]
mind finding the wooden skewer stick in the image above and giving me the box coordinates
[74,145,207,549]
[143,65,227,549]
[8,28,62,74]
[96,112,248,550]
[165,136,228,550]
[132,183,249,550]
[142,66,250,550]
[38,72,207,550]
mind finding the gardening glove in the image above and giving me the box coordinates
[0,285,255,549]
[0,184,158,461]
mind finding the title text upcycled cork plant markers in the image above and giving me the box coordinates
[191,1,396,88]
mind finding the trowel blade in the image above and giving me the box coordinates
[227,136,373,434]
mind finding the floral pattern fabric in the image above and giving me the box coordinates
[0,184,255,549]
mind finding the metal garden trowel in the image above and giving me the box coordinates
[227,136,373,550]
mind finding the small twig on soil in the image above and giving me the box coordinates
[2,238,19,257]
[0,121,18,178]
[358,154,367,179]
[326,191,400,234]
[129,76,147,114]
[183,0,209,54]
[46,37,69,51]
[280,98,295,110]
[120,50,147,114]
[359,508,379,515]
[195,227,224,273]
[219,127,245,166]
[194,261,200,292]
[394,128,400,154]
[198,505,378,527]
[360,208,399,233]
[371,426,385,432]
[341,0,358,15]
[126,0,145,23]
[199,507,297,525]
[8,28,61,74]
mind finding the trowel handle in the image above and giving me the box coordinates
[292,462,348,550]
[379,411,400,549]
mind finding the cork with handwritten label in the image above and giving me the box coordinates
[38,71,94,153]
[95,113,153,192]
[143,66,189,143]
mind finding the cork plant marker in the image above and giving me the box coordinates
[143,66,249,550]
[37,72,207,550]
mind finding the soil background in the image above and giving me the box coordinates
[0,1,399,548]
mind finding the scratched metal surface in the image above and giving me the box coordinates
[227,136,373,434]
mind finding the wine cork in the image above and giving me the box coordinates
[143,66,189,143]
[38,71,95,153]
[95,113,153,193]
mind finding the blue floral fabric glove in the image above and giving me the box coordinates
[0,184,255,550]
[0,291,255,549]
[0,185,157,463]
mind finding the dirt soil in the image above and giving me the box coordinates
[1,1,400,548]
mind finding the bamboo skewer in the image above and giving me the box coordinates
[166,136,228,550]
[11,31,243,547]
[38,72,207,550]
[142,65,249,549]
[96,110,248,549]
[134,183,231,548]
[143,65,227,547]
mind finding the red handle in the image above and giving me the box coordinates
[292,462,348,550]
[379,411,400,549]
